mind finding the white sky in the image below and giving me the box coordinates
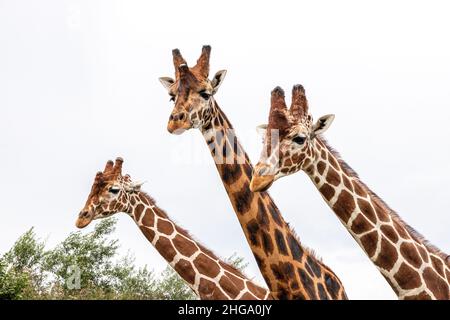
[1,0,449,299]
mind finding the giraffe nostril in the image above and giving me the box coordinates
[80,211,89,218]
[169,114,174,121]
[179,113,186,121]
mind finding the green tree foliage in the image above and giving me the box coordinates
[155,266,197,300]
[0,219,248,300]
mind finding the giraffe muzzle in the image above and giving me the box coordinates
[250,173,275,192]
[167,111,192,134]
[75,210,93,229]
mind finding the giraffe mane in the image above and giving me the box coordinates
[214,102,233,129]
[286,223,323,262]
[286,223,344,278]
[138,191,256,280]
[319,136,450,265]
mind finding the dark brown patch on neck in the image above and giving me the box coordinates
[394,263,421,290]
[400,242,422,269]
[274,229,288,255]
[174,259,196,285]
[298,268,317,299]
[306,256,322,278]
[359,231,379,258]
[422,267,449,299]
[332,190,355,223]
[317,283,329,300]
[287,235,304,261]
[324,273,341,300]
[219,164,243,185]
[374,239,398,270]
[231,181,254,215]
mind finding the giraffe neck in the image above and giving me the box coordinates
[126,191,269,300]
[306,137,450,299]
[198,99,348,300]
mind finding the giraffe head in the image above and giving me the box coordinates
[250,85,335,192]
[159,45,227,134]
[76,158,143,228]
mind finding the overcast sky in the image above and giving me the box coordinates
[1,0,449,299]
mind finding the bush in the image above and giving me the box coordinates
[0,219,247,300]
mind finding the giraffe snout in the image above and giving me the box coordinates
[169,112,187,122]
[250,164,275,192]
[167,111,192,134]
[75,210,93,229]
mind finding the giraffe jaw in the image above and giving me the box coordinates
[250,174,275,192]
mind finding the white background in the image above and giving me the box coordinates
[1,0,449,299]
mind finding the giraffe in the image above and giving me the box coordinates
[158,45,347,300]
[76,157,271,300]
[250,84,450,299]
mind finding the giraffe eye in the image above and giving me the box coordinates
[199,90,211,100]
[109,187,120,194]
[293,136,306,145]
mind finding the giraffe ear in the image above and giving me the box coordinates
[211,70,227,94]
[311,114,335,139]
[159,77,175,91]
[125,181,145,192]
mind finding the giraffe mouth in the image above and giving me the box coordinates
[167,119,192,134]
[250,174,275,192]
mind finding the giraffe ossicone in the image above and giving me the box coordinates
[159,46,348,300]
[251,84,450,300]
[76,157,271,300]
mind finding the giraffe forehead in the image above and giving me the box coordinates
[288,122,310,137]
[89,175,124,196]
[176,75,211,92]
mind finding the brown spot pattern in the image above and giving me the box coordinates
[231,183,253,215]
[394,263,421,290]
[174,259,196,285]
[332,190,355,223]
[157,219,174,235]
[198,278,216,297]
[353,180,368,198]
[360,231,378,257]
[423,267,449,299]
[155,237,176,261]
[218,276,239,299]
[357,198,377,224]
[416,244,429,263]
[380,225,399,243]
[342,175,353,191]
[350,214,372,234]
[140,208,155,227]
[193,253,220,278]
[317,161,326,175]
[400,242,423,268]
[328,155,339,170]
[431,256,445,277]
[375,239,398,270]
[134,204,145,222]
[139,226,155,242]
[173,235,197,257]
[326,167,341,187]
[319,184,335,201]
